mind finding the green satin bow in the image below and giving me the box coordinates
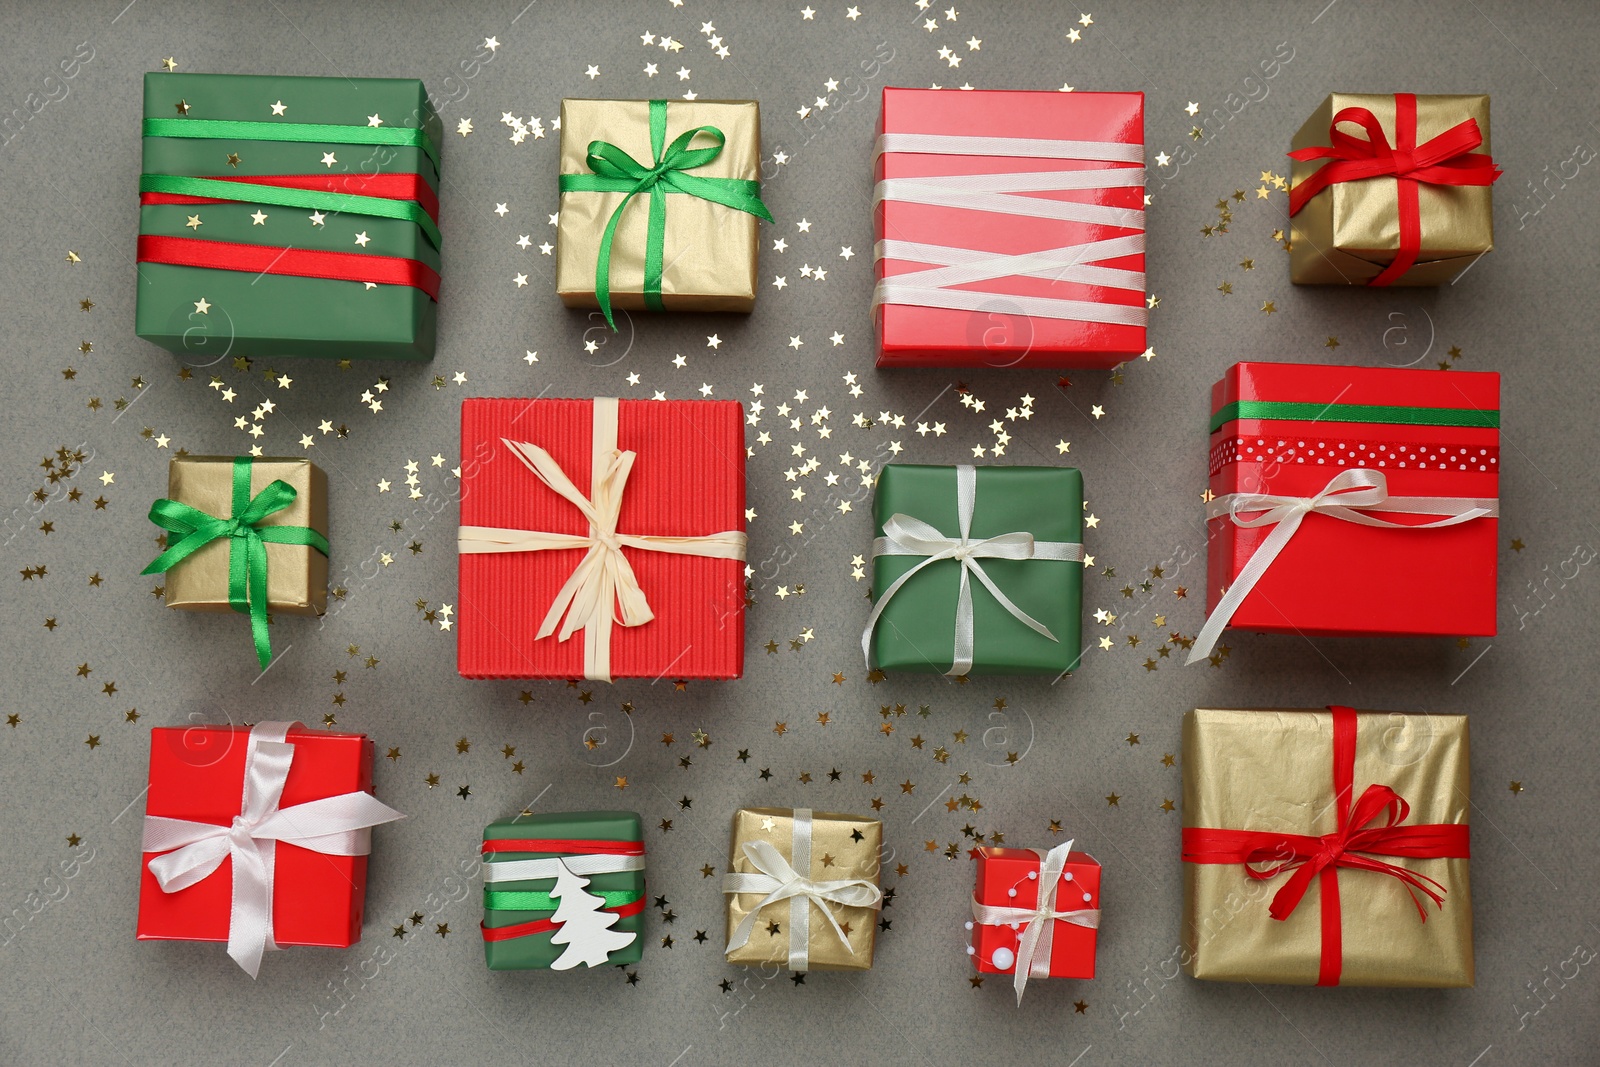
[142,457,329,670]
[559,99,773,329]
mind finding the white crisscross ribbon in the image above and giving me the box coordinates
[1188,468,1499,664]
[863,465,1084,676]
[141,721,405,978]
[970,840,1101,1005]
[458,397,747,681]
[872,132,1146,325]
[721,808,882,972]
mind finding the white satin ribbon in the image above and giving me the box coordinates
[457,397,747,682]
[482,852,645,883]
[141,721,405,978]
[721,808,882,972]
[970,841,1101,1006]
[873,132,1146,325]
[1187,468,1499,664]
[863,465,1084,676]
[874,132,1145,163]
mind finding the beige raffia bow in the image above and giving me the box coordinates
[458,397,747,681]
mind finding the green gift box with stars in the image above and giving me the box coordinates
[134,72,442,362]
[864,464,1085,676]
[480,811,646,971]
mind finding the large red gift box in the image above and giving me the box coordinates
[458,397,746,680]
[874,87,1146,369]
[970,846,1100,981]
[137,724,375,947]
[1201,362,1499,650]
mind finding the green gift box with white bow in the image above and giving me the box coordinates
[864,464,1084,676]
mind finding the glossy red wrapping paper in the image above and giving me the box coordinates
[137,725,375,948]
[971,847,1100,980]
[875,87,1145,369]
[1205,362,1499,639]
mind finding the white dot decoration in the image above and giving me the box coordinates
[966,945,976,956]
[1210,435,1500,476]
[964,920,974,931]
[992,946,1016,971]
[1007,887,1017,898]
[1009,922,1021,931]
[1027,870,1038,880]
[1081,892,1092,902]
[1063,871,1074,882]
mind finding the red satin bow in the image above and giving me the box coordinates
[1182,705,1470,986]
[1288,93,1501,286]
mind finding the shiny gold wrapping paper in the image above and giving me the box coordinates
[557,99,763,313]
[724,807,881,971]
[163,456,328,616]
[1290,93,1493,286]
[1182,708,1473,987]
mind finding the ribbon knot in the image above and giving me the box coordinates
[1188,468,1497,664]
[1289,93,1501,285]
[560,99,773,329]
[1242,783,1450,927]
[863,465,1084,676]
[142,721,405,977]
[142,457,329,670]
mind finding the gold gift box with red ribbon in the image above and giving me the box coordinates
[1289,93,1500,286]
[1182,706,1473,987]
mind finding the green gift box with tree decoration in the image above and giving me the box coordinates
[134,72,441,362]
[480,811,646,971]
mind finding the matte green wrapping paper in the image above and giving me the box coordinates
[481,811,645,971]
[135,72,441,361]
[867,464,1083,675]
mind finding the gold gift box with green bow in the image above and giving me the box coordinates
[557,99,770,326]
[145,455,328,670]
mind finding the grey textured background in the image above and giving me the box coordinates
[2,1,1598,1064]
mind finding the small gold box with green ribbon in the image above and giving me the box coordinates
[557,98,771,328]
[143,456,328,670]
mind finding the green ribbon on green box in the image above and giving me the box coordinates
[559,98,773,329]
[484,888,642,912]
[141,456,329,670]
[1209,400,1501,434]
